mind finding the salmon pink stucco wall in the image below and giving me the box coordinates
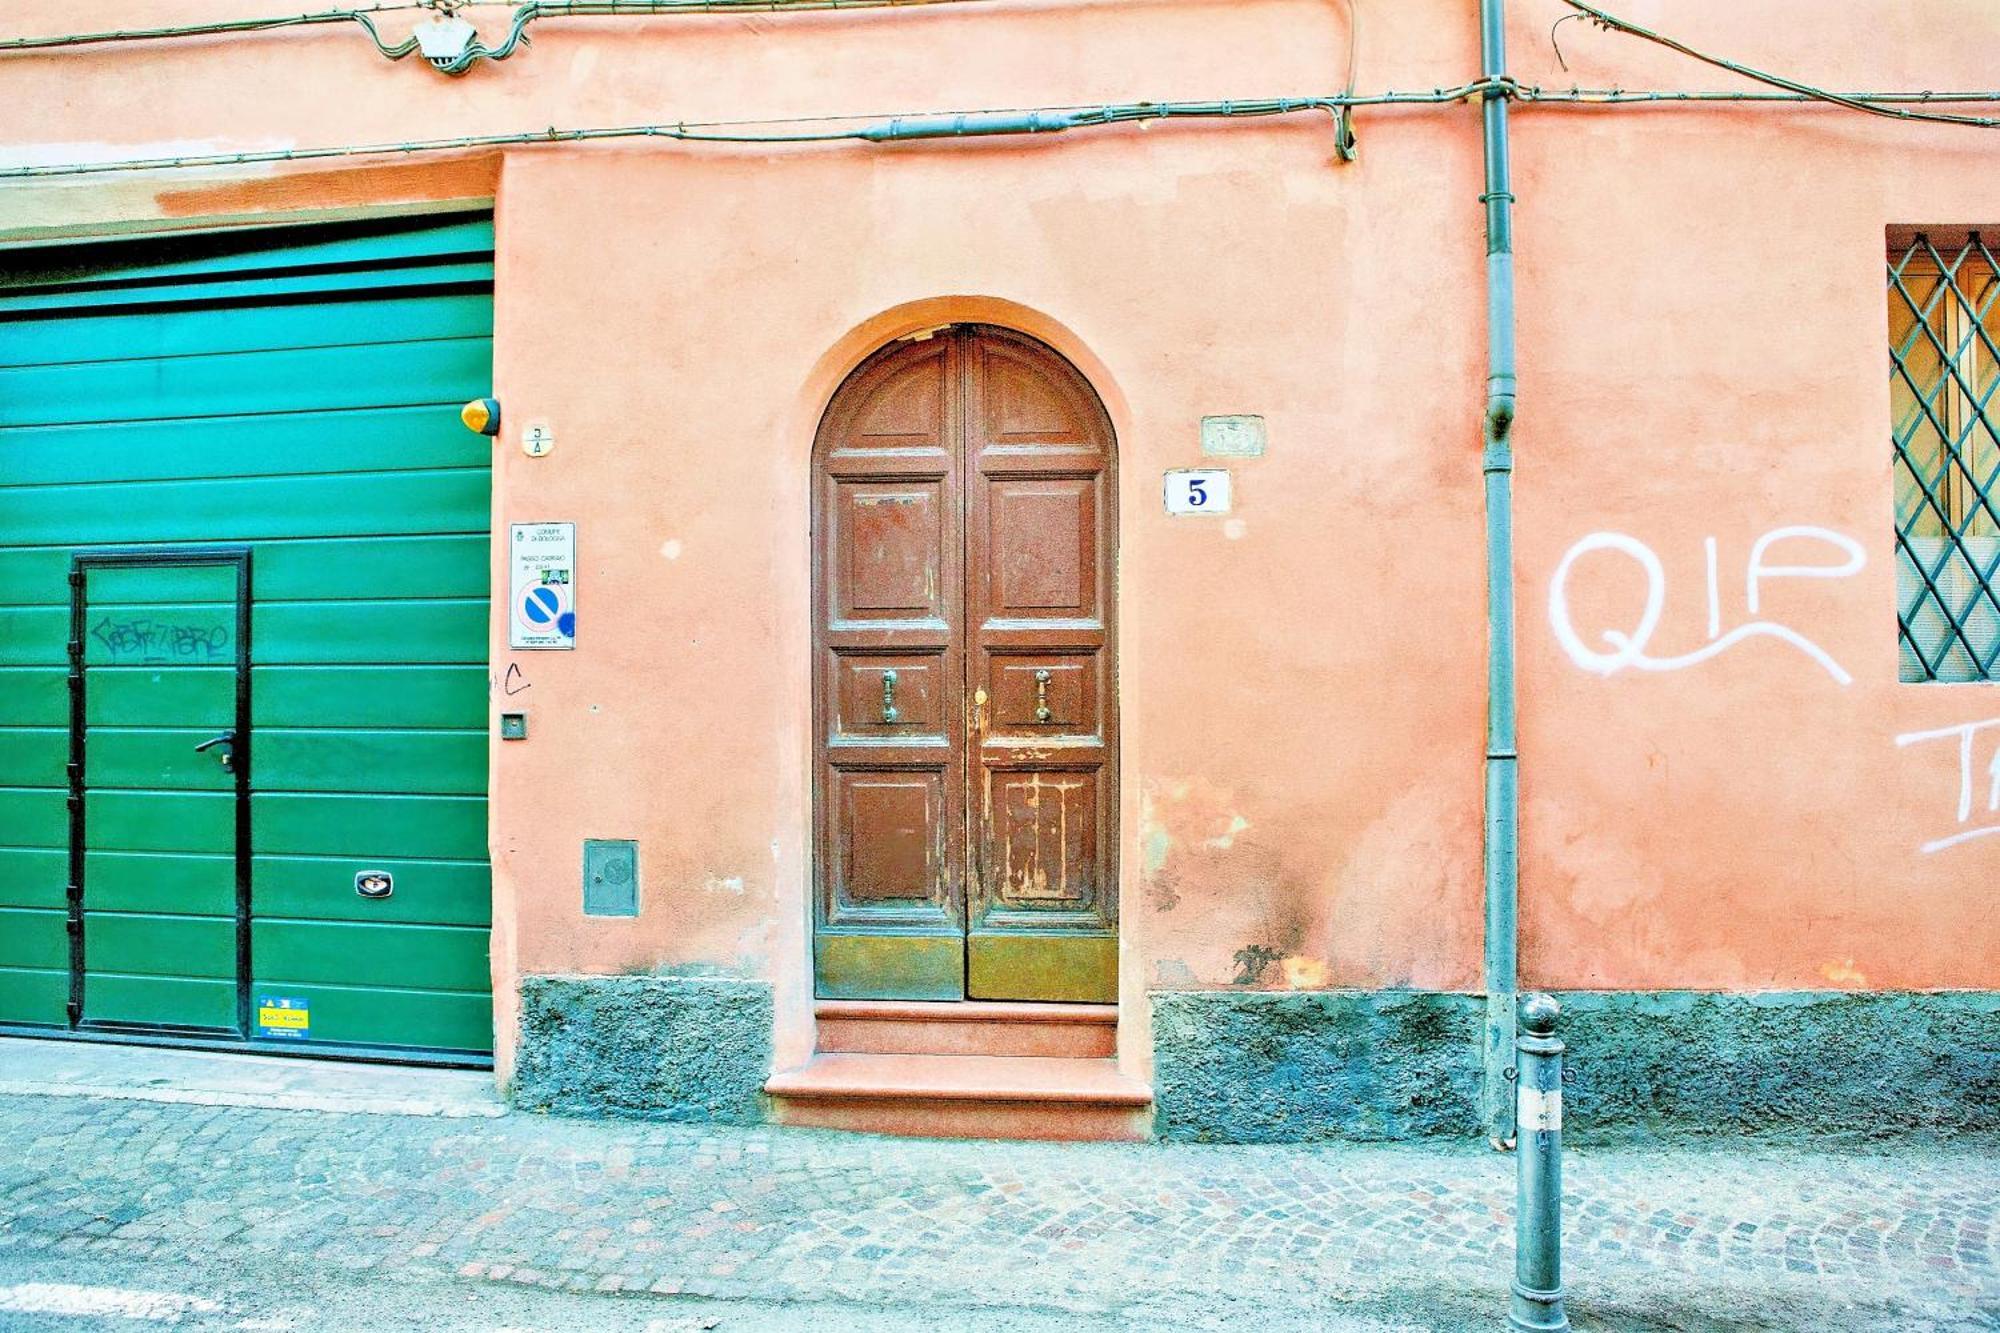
[482,108,1492,1078]
[2,0,1996,1084]
[1508,0,2000,994]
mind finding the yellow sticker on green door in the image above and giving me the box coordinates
[257,996,310,1039]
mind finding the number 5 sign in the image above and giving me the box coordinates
[1164,468,1232,516]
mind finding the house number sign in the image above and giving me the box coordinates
[1164,468,1233,516]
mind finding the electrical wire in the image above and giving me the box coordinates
[1557,0,2000,129]
[12,75,2000,179]
[0,91,1481,180]
[1521,86,2000,108]
[1331,0,1357,160]
[0,0,1014,73]
[0,4,430,51]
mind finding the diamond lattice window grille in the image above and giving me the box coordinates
[1890,232,2000,682]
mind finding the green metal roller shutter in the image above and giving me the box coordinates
[0,212,495,1060]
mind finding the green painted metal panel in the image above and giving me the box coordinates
[253,666,486,729]
[0,908,65,968]
[2,406,489,489]
[82,974,236,1030]
[0,214,493,297]
[86,913,235,980]
[0,667,66,726]
[0,967,66,1025]
[83,728,234,791]
[85,791,232,854]
[0,608,64,665]
[84,852,234,916]
[254,793,486,860]
[0,535,489,606]
[86,669,234,729]
[0,789,66,848]
[254,730,485,796]
[252,855,489,928]
[0,293,493,370]
[0,212,494,1056]
[254,536,489,601]
[0,470,489,548]
[0,262,495,318]
[255,600,489,666]
[253,920,488,991]
[0,728,64,787]
[0,848,65,910]
[0,337,491,430]
[0,550,66,594]
[86,565,237,604]
[242,980,491,1052]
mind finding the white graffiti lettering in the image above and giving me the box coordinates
[1548,527,1866,684]
[1895,717,2000,854]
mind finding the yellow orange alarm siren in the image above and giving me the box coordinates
[460,397,501,436]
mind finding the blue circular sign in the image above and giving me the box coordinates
[523,584,562,626]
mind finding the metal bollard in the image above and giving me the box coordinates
[1510,993,1569,1332]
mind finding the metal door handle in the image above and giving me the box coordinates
[193,729,236,774]
[880,670,900,725]
[1034,669,1053,723]
[972,687,987,737]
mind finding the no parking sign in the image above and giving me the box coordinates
[510,521,576,649]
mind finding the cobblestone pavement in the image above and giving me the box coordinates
[0,1091,1995,1331]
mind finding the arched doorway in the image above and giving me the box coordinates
[811,324,1118,1003]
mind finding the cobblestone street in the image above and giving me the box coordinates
[0,1080,1995,1332]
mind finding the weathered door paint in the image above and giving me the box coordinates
[0,214,496,1059]
[812,325,1118,1003]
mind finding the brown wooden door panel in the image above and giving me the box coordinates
[825,481,951,624]
[963,328,1117,1002]
[828,650,947,739]
[981,766,1103,910]
[829,768,949,911]
[984,652,1102,736]
[813,326,1115,1003]
[980,478,1102,620]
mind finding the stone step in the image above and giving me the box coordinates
[765,1052,1152,1141]
[814,1000,1118,1059]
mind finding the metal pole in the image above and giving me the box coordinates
[1478,0,1521,1148]
[1511,994,1568,1331]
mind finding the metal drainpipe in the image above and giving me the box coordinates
[1478,0,1521,1149]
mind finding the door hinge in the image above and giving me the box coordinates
[65,639,82,661]
[67,569,83,589]
[64,915,81,936]
[65,999,80,1024]
[65,762,81,786]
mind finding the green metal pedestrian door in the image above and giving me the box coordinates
[0,213,496,1061]
[75,551,251,1034]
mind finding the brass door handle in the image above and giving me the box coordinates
[880,670,900,725]
[1034,669,1053,723]
[972,687,987,737]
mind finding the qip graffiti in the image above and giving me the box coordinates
[1895,718,2000,854]
[1548,526,1866,684]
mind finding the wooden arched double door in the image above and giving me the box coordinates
[812,325,1118,1003]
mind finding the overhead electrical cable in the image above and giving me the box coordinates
[0,95,1411,180]
[1557,0,2000,129]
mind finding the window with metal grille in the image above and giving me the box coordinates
[1890,231,2000,681]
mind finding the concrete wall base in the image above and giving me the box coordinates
[511,974,772,1124]
[1152,990,1485,1143]
[1151,989,2000,1145]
